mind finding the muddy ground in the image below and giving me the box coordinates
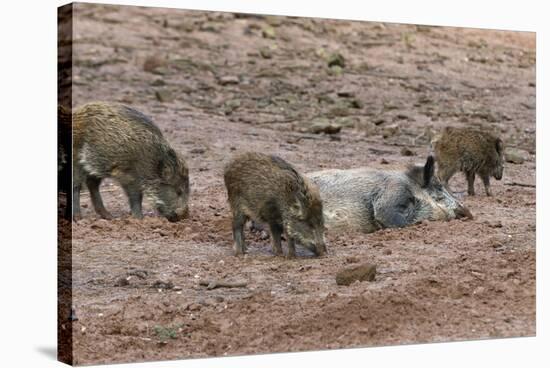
[65,3,535,365]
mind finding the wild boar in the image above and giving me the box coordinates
[73,102,189,222]
[431,126,504,196]
[307,156,472,233]
[224,152,326,257]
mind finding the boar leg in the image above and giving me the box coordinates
[120,181,143,219]
[437,167,454,191]
[86,176,112,219]
[268,222,284,256]
[72,183,82,221]
[287,238,296,259]
[466,170,476,195]
[481,175,492,196]
[232,212,247,256]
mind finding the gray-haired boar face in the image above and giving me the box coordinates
[307,155,472,234]
[406,156,473,222]
[224,152,326,257]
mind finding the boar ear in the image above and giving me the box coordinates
[423,155,435,187]
[159,149,178,180]
[495,138,504,154]
[290,198,304,218]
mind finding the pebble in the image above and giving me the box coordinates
[155,90,174,103]
[262,26,276,39]
[143,56,166,72]
[335,263,377,286]
[114,277,130,287]
[151,280,174,289]
[259,47,272,59]
[400,147,415,156]
[218,75,240,85]
[327,52,346,68]
[505,149,525,164]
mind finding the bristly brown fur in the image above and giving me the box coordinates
[431,126,504,196]
[72,102,189,221]
[224,152,325,257]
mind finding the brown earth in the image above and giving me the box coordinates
[66,3,535,365]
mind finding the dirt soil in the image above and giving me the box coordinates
[67,3,535,365]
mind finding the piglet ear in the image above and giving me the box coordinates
[290,199,304,218]
[423,155,435,187]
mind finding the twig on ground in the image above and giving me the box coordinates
[504,182,536,188]
[199,279,248,290]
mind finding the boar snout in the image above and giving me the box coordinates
[455,204,473,220]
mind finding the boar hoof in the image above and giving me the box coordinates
[99,212,113,220]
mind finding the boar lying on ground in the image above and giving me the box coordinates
[431,127,504,196]
[73,102,189,222]
[307,156,472,233]
[224,152,326,257]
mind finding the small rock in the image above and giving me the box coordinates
[373,118,386,126]
[151,280,174,290]
[224,99,241,115]
[143,56,166,73]
[327,52,346,68]
[200,22,220,33]
[259,47,272,59]
[400,147,416,156]
[505,149,525,164]
[328,65,343,76]
[114,277,130,287]
[151,67,170,76]
[345,256,359,264]
[349,99,363,109]
[153,228,169,237]
[187,303,201,311]
[380,158,390,164]
[473,286,485,295]
[218,75,240,86]
[336,263,376,286]
[383,249,392,255]
[90,218,108,228]
[395,113,409,120]
[337,90,355,98]
[504,269,518,278]
[261,26,276,39]
[486,220,503,228]
[151,79,166,86]
[190,147,206,154]
[382,125,399,138]
[298,118,342,135]
[155,90,174,103]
